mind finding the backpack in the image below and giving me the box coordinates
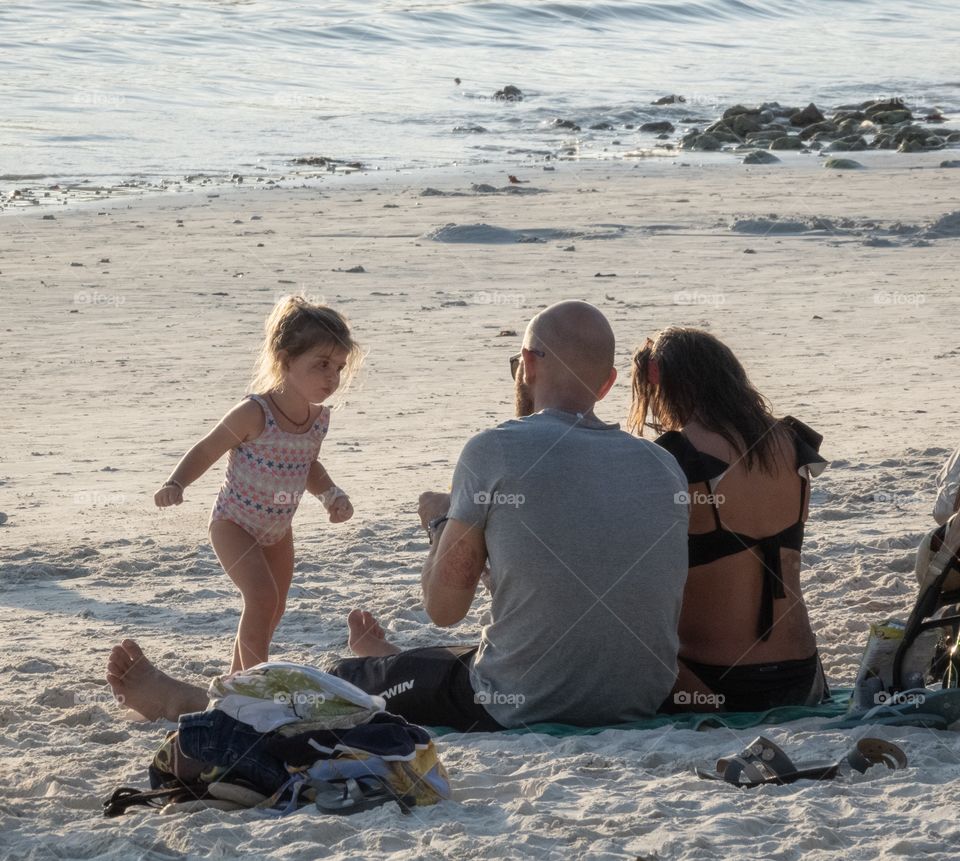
[104,662,450,817]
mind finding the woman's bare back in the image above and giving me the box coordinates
[677,421,817,666]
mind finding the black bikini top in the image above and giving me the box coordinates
[656,417,828,642]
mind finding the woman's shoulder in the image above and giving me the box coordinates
[654,430,729,483]
[656,417,827,483]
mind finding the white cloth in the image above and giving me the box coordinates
[209,661,385,733]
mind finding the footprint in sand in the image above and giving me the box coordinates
[88,729,129,744]
[56,706,113,728]
[885,552,917,573]
[818,508,860,521]
[15,658,59,674]
[35,687,77,708]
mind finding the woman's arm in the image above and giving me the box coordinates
[154,400,263,507]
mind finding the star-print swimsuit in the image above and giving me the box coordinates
[209,394,330,545]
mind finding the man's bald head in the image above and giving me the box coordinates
[524,300,616,398]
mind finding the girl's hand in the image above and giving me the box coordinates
[154,483,184,507]
[328,495,353,523]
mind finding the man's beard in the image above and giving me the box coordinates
[514,378,534,417]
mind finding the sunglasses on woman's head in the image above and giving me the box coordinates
[509,348,546,380]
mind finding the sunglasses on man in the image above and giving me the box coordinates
[509,348,546,380]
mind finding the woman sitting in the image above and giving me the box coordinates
[629,328,829,711]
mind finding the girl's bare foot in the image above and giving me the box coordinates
[347,609,401,657]
[106,639,207,721]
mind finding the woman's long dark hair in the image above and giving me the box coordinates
[628,327,783,472]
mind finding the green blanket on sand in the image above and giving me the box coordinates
[431,689,851,736]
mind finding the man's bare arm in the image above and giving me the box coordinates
[421,518,487,627]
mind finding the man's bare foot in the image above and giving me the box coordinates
[347,610,401,657]
[106,639,207,721]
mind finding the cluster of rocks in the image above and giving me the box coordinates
[291,155,364,170]
[486,86,956,165]
[493,84,523,102]
[678,98,958,157]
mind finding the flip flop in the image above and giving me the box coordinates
[311,777,414,815]
[824,687,960,730]
[696,735,907,788]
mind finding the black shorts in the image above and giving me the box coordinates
[325,645,504,733]
[679,652,828,712]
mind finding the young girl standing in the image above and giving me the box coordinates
[155,296,361,672]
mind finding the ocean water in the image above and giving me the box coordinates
[0,0,957,183]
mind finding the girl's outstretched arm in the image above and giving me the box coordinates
[154,399,264,507]
[306,460,334,497]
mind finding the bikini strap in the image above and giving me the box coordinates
[758,420,822,641]
[703,480,723,530]
[655,431,728,483]
[757,535,787,641]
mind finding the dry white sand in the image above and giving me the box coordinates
[3,152,960,859]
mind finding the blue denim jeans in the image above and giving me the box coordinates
[176,709,290,794]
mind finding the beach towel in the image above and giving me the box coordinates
[430,690,852,737]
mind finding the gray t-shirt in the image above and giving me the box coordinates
[448,409,688,727]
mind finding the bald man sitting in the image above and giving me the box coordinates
[108,301,689,732]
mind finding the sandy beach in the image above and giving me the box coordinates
[3,152,960,859]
